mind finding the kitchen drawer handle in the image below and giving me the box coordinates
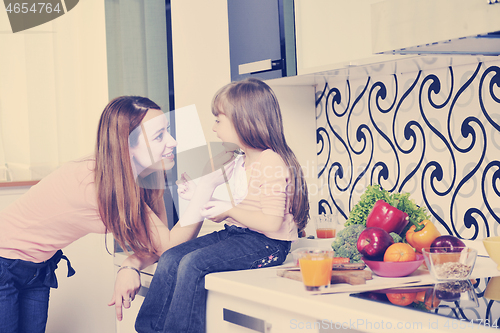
[238,59,283,75]
[223,308,271,332]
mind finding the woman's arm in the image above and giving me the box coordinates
[109,251,159,321]
[150,203,205,254]
[110,168,226,320]
[168,157,236,231]
[110,157,235,320]
[109,197,203,321]
[109,198,205,321]
[109,203,164,321]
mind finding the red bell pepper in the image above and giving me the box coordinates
[365,199,409,234]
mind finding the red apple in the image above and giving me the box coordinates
[357,227,394,260]
[435,289,461,301]
[430,235,466,253]
[364,292,389,302]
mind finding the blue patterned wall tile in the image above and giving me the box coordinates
[316,60,500,240]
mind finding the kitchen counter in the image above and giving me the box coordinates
[205,250,500,333]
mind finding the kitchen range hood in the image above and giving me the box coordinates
[372,0,500,56]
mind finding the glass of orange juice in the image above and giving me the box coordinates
[314,214,337,239]
[298,249,334,291]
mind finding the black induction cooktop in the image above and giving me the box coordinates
[350,276,500,329]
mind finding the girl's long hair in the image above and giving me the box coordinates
[95,96,164,256]
[211,78,310,231]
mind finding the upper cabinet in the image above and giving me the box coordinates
[372,0,500,56]
[227,0,296,81]
[293,0,400,75]
[272,0,500,85]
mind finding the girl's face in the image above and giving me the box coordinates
[130,108,177,177]
[212,113,243,149]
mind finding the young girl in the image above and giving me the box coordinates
[135,78,310,333]
[0,96,214,332]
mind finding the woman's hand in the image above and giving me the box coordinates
[201,200,234,223]
[108,267,142,321]
[177,172,196,200]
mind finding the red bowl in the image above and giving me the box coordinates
[362,254,425,277]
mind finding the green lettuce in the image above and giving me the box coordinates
[345,184,430,241]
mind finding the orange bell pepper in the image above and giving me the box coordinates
[414,289,440,310]
[405,219,441,253]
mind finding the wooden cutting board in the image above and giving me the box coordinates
[331,262,366,270]
[277,268,373,285]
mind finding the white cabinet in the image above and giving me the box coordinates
[294,0,400,75]
[207,291,273,333]
[206,278,362,333]
[372,0,500,56]
[207,290,357,333]
[205,263,500,333]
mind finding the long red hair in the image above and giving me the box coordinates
[95,96,164,256]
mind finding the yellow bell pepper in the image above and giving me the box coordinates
[405,219,441,253]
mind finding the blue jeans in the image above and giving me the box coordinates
[0,251,75,333]
[135,224,291,333]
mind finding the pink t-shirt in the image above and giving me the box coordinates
[0,158,106,262]
[225,149,298,241]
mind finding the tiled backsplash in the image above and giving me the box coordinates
[316,58,500,240]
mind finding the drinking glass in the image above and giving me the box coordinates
[297,249,334,291]
[314,214,337,239]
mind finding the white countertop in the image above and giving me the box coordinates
[114,238,499,332]
[205,249,500,333]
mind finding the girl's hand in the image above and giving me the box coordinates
[176,172,196,200]
[198,158,235,189]
[108,267,141,321]
[201,200,234,222]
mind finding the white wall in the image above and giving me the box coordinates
[0,187,32,210]
[0,0,108,181]
[0,0,116,332]
[47,234,115,333]
[268,84,318,237]
[171,0,232,235]
[171,0,231,143]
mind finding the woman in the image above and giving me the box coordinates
[0,96,215,332]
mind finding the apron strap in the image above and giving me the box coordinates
[42,250,76,288]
